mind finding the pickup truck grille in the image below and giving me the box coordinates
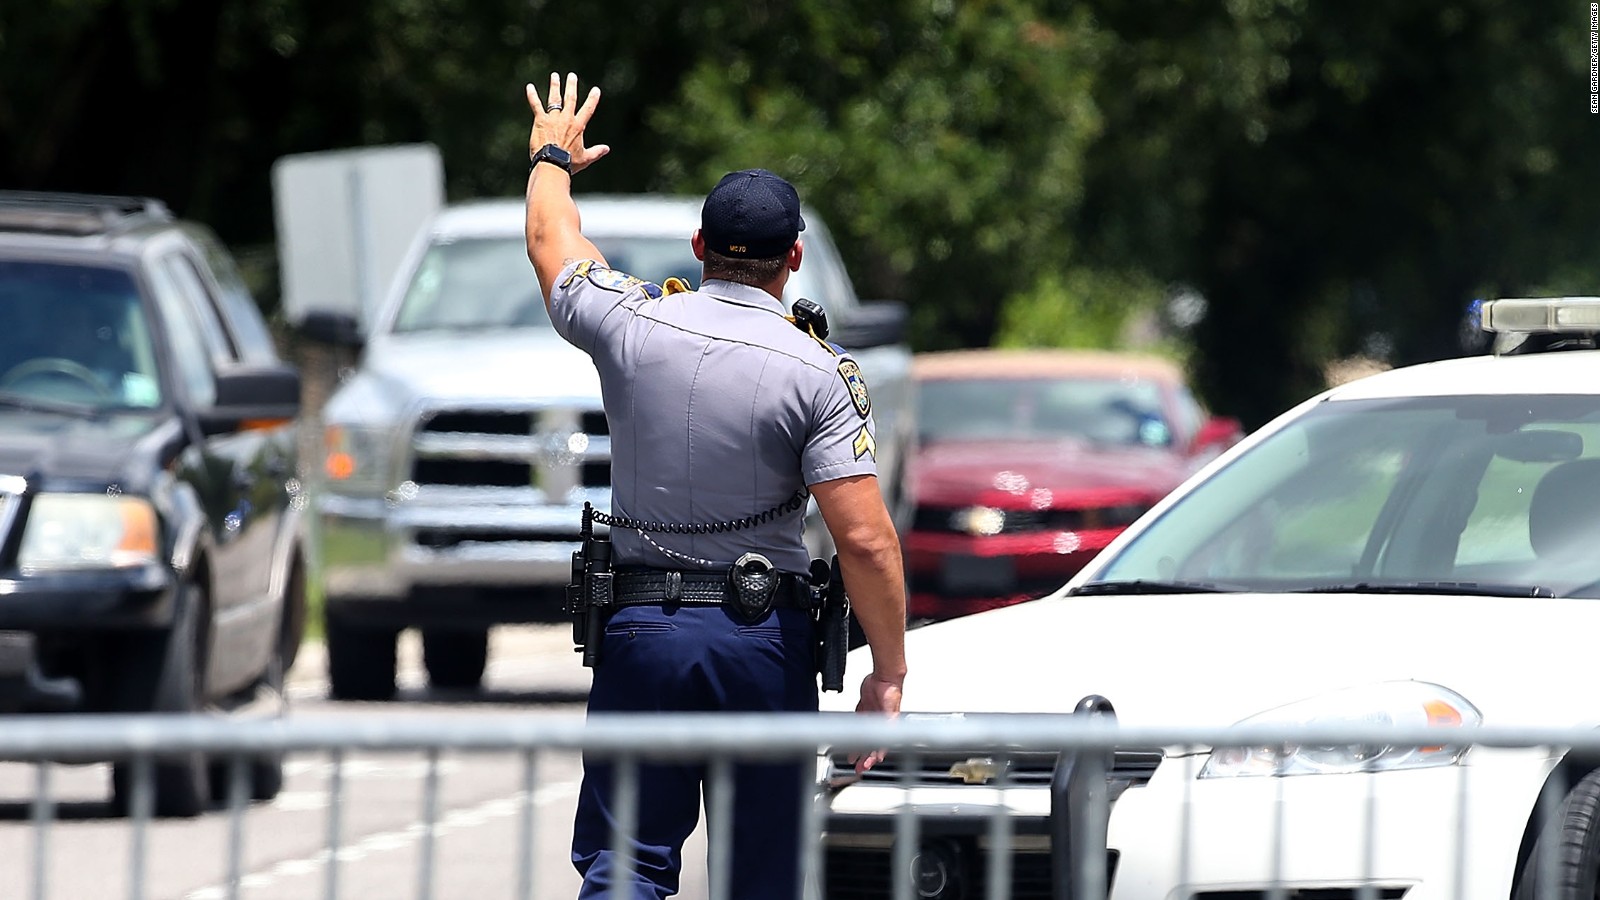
[409,406,611,498]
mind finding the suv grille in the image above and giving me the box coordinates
[408,407,611,498]
[0,474,22,550]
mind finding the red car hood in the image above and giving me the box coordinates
[912,438,1193,506]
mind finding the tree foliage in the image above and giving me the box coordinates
[1,0,1594,425]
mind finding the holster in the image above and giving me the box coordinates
[810,556,850,692]
[566,526,613,669]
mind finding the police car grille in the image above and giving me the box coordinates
[832,748,1163,787]
[825,845,1108,900]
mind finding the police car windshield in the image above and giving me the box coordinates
[0,260,163,410]
[1090,394,1600,598]
[393,236,833,333]
[918,377,1174,448]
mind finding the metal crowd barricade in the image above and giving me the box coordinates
[1,713,1597,900]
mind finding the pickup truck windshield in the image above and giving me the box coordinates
[0,260,163,409]
[392,235,834,333]
[1088,394,1600,598]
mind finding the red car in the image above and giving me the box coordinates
[906,349,1242,620]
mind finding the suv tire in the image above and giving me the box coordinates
[111,582,209,818]
[279,555,308,674]
[207,653,286,802]
[422,628,489,691]
[326,610,398,701]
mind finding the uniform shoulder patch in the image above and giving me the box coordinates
[560,259,597,289]
[837,359,871,419]
[583,265,650,294]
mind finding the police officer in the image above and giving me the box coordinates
[523,73,908,900]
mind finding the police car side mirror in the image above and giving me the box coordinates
[832,301,907,350]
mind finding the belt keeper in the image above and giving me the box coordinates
[665,570,683,603]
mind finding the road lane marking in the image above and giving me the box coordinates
[183,779,579,899]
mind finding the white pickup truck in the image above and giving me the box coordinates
[301,195,914,700]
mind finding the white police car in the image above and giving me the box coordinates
[821,297,1600,900]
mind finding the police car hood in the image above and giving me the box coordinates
[362,329,600,403]
[830,592,1600,728]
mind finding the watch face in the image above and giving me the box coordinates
[532,144,572,171]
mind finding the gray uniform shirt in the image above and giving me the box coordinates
[549,260,879,575]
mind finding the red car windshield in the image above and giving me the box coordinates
[918,376,1172,448]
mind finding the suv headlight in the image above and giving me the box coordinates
[323,425,393,491]
[18,494,160,571]
[1199,681,1481,778]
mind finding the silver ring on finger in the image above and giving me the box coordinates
[547,104,562,113]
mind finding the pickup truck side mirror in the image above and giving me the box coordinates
[1191,416,1243,456]
[297,311,365,351]
[831,301,908,350]
[198,364,302,436]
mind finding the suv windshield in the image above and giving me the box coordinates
[0,260,163,409]
[391,235,834,333]
[1090,394,1600,598]
[919,377,1173,448]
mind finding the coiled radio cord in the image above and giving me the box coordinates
[585,488,808,535]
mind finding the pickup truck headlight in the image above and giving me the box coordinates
[18,494,160,571]
[323,425,393,491]
[1199,682,1480,778]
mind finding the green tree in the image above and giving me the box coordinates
[651,0,1104,350]
[1070,0,1600,425]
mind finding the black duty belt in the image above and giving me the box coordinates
[611,567,813,609]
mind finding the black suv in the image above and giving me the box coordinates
[0,192,306,816]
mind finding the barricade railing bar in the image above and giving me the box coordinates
[2,713,1594,900]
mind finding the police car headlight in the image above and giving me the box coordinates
[323,424,392,492]
[18,494,160,571]
[1199,682,1480,778]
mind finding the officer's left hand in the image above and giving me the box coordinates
[526,71,610,174]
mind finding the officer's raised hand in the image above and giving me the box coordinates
[524,72,612,304]
[525,71,609,174]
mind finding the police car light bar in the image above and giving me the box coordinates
[1480,297,1600,333]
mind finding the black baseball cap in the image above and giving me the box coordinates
[700,169,806,259]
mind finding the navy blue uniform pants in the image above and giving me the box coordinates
[572,603,819,900]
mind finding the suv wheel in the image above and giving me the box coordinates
[111,581,209,818]
[422,628,489,691]
[326,610,398,701]
[278,555,308,674]
[208,653,286,802]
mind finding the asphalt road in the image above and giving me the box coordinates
[0,626,713,900]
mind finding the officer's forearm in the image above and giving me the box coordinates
[525,166,604,303]
[836,531,908,682]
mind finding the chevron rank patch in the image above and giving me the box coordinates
[852,425,877,461]
[838,360,871,419]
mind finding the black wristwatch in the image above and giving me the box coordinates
[529,143,572,174]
